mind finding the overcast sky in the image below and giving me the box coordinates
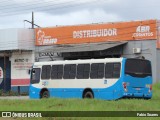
[0,0,159,29]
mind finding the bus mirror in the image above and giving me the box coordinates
[28,69,31,75]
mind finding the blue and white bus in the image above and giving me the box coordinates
[29,58,152,100]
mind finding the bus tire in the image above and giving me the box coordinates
[41,91,49,98]
[144,98,151,100]
[83,91,94,99]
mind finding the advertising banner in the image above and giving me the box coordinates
[35,20,157,46]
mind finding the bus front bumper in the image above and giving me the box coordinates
[29,85,41,99]
[123,92,152,99]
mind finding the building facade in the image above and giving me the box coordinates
[0,28,35,93]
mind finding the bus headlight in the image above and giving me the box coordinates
[146,84,152,93]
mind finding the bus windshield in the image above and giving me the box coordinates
[125,59,152,78]
[31,68,41,84]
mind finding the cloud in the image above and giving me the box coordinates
[0,0,160,29]
[35,9,122,27]
[99,0,160,20]
[0,13,32,29]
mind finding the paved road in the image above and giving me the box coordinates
[0,96,29,100]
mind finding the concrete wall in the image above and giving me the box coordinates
[0,29,18,50]
[156,49,160,83]
[0,28,35,51]
[122,40,157,83]
[10,51,35,94]
[17,29,35,50]
[10,51,35,86]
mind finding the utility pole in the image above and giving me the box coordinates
[32,12,34,29]
[24,12,40,29]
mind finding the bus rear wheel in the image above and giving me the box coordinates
[83,91,94,99]
[41,91,49,98]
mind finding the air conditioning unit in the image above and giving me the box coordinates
[133,48,141,54]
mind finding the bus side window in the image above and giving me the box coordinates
[113,63,121,78]
[105,63,121,78]
[63,64,76,79]
[90,63,104,79]
[51,65,63,79]
[77,64,90,79]
[41,65,51,80]
[105,63,113,78]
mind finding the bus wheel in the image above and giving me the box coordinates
[41,91,49,98]
[83,91,94,99]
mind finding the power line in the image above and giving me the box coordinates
[0,0,103,16]
[0,0,90,11]
[0,0,69,9]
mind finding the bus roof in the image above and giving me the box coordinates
[33,58,124,66]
